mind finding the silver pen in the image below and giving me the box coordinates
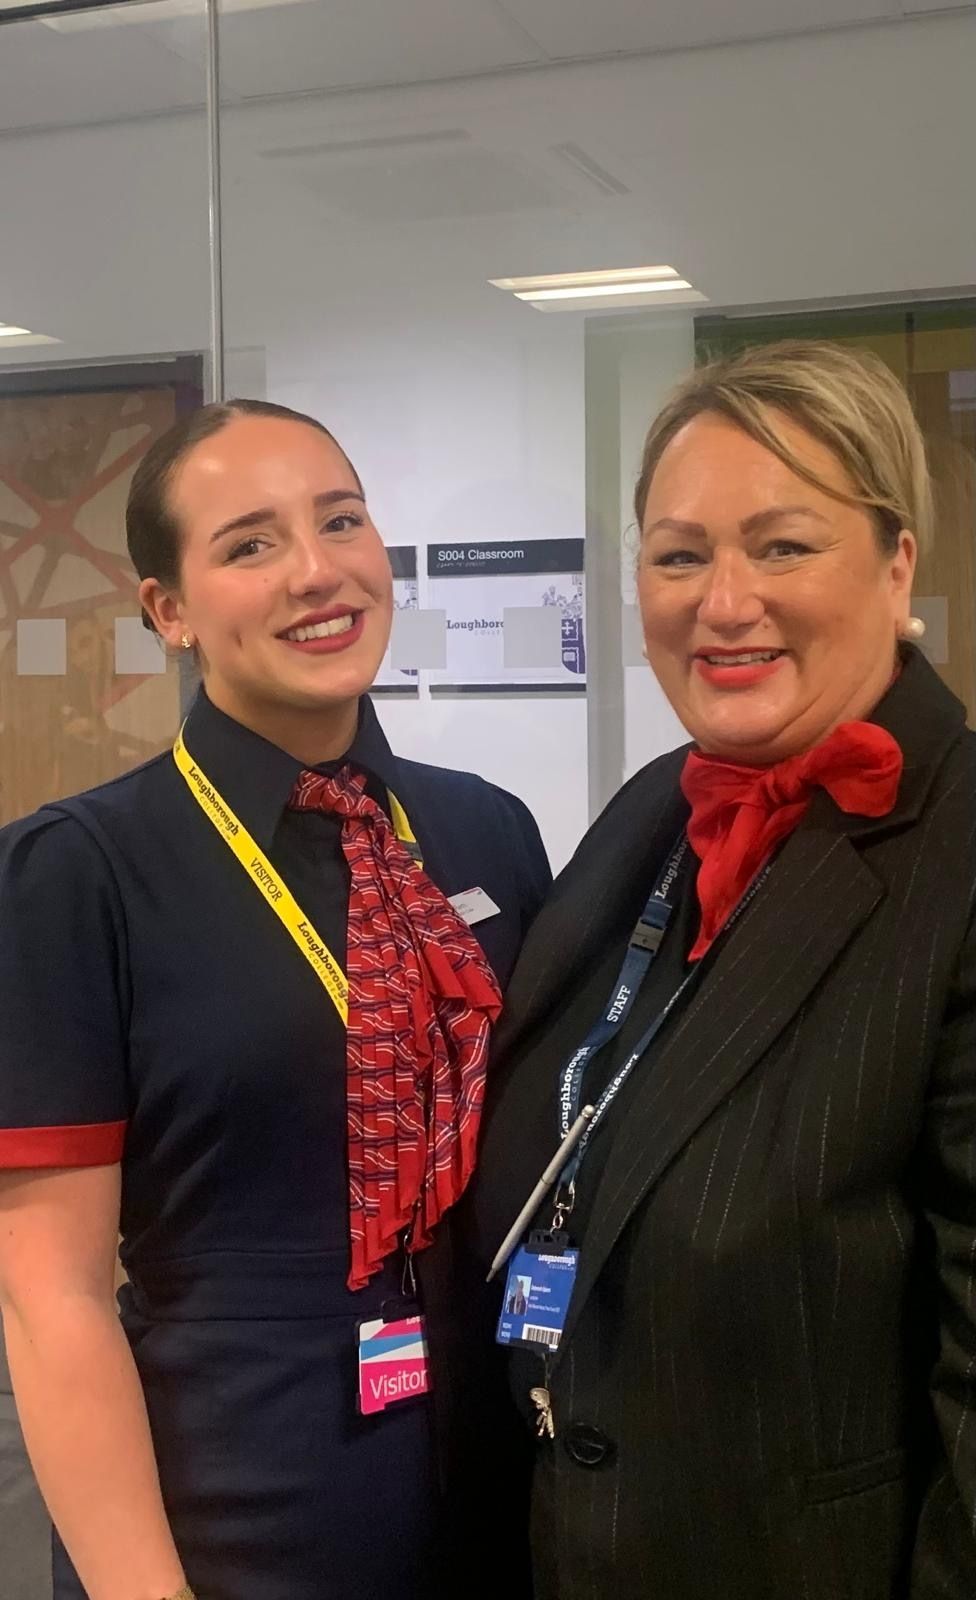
[486,1104,596,1282]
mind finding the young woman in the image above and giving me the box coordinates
[0,399,550,1600]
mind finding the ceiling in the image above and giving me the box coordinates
[0,0,972,135]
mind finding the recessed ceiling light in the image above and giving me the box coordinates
[490,266,683,293]
[489,264,707,313]
[513,279,693,303]
[0,321,61,347]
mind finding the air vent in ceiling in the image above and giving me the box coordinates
[261,128,471,162]
[550,142,630,198]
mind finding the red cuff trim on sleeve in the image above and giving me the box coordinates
[0,1121,127,1168]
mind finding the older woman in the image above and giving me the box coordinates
[467,341,976,1599]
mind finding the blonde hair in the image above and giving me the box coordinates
[634,339,933,555]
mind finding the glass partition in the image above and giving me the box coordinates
[0,8,213,1588]
[0,0,212,827]
[1,6,975,1589]
[216,3,600,868]
[1,1,973,864]
[214,2,976,859]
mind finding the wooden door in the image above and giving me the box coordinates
[0,369,202,825]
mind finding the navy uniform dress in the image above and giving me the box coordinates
[0,691,551,1600]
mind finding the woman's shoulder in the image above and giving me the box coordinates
[945,721,976,777]
[572,743,691,857]
[601,743,691,813]
[0,797,119,929]
[395,755,541,838]
[0,750,173,879]
[925,722,976,860]
[394,756,552,903]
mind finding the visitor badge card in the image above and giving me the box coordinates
[357,1313,431,1414]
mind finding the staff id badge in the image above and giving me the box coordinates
[496,1231,579,1355]
[357,1305,431,1415]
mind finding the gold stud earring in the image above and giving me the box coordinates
[180,632,192,650]
[903,617,926,641]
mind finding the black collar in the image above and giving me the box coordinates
[805,644,969,839]
[179,691,404,850]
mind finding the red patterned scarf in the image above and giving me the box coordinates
[681,722,903,962]
[289,766,502,1290]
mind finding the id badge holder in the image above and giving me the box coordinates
[357,1296,432,1416]
[495,1229,579,1355]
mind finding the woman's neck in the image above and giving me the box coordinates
[205,683,361,766]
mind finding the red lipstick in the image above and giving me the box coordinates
[693,647,787,689]
[278,608,365,656]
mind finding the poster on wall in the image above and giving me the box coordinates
[373,545,419,693]
[427,538,585,692]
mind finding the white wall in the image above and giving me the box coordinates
[1,11,974,866]
[259,309,588,872]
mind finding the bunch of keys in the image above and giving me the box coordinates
[529,1385,555,1439]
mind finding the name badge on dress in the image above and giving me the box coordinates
[357,1308,431,1415]
[448,886,501,927]
[496,1230,579,1355]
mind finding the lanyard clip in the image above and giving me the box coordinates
[551,1182,575,1234]
[401,1219,419,1299]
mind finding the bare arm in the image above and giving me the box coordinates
[0,1165,187,1600]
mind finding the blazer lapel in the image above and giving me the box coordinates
[552,823,882,1365]
[490,750,690,1067]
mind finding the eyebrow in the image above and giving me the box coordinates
[209,487,365,544]
[740,504,830,535]
[644,504,830,539]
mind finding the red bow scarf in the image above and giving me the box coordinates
[289,767,502,1290]
[680,722,903,963]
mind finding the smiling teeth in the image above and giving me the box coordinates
[285,615,356,642]
[704,651,782,665]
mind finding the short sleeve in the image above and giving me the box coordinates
[0,808,129,1167]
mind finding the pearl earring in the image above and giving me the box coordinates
[181,632,192,650]
[903,617,926,642]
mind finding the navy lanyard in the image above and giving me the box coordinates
[554,835,771,1205]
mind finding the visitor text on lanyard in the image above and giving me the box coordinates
[172,727,421,1027]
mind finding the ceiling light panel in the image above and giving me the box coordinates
[489,265,706,312]
[0,320,60,347]
[524,289,708,313]
[491,265,684,292]
[513,279,692,301]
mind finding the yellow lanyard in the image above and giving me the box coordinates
[172,727,421,1026]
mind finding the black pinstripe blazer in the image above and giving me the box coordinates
[457,648,976,1600]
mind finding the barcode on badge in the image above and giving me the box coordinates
[522,1324,561,1349]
